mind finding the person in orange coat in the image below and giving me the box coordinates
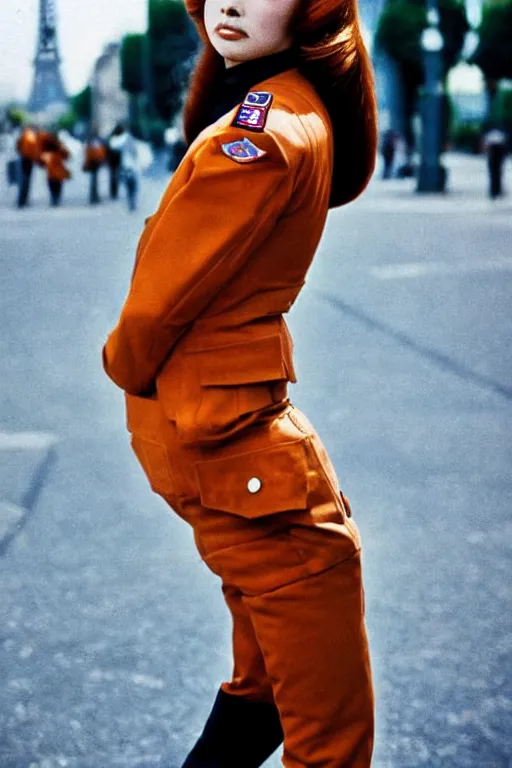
[39,132,71,207]
[103,0,378,763]
[83,134,107,204]
[16,125,41,208]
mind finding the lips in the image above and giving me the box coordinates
[215,23,247,40]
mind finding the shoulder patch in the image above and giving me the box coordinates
[232,91,273,132]
[221,138,267,164]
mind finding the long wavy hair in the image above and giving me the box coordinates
[183,0,377,208]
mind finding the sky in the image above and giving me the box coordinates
[0,0,484,105]
[0,0,147,103]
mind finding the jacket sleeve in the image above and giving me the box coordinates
[102,127,297,395]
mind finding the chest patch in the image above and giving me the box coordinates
[232,91,273,132]
[222,138,267,164]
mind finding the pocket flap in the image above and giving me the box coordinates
[195,439,309,517]
[195,334,288,386]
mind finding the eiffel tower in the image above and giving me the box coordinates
[28,0,68,112]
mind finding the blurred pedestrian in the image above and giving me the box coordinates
[83,134,107,204]
[39,132,71,207]
[380,128,397,180]
[108,125,140,211]
[16,125,40,208]
[482,123,508,200]
[106,124,123,200]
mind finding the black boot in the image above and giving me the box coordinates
[181,689,283,768]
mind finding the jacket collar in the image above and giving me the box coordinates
[209,47,299,125]
[223,48,298,92]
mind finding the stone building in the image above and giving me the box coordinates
[90,42,128,138]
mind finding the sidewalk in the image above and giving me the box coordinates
[0,432,59,554]
[363,152,512,216]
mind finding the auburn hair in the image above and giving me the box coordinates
[183,0,378,208]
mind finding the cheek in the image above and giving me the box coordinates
[253,7,289,43]
[203,0,218,38]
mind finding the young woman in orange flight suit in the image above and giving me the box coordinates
[103,0,378,763]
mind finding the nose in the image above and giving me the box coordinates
[221,4,241,16]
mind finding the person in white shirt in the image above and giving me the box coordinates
[108,124,140,211]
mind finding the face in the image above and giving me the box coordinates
[204,0,300,68]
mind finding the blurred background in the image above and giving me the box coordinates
[0,1,511,767]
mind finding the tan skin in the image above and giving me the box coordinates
[204,0,300,68]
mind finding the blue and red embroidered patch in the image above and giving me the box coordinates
[221,137,267,164]
[232,91,273,132]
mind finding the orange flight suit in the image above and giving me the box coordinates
[103,67,374,767]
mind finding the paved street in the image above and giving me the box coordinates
[0,153,511,768]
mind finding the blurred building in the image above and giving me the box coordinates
[90,42,129,138]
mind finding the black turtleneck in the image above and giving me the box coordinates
[208,48,299,126]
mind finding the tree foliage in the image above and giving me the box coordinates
[375,0,469,153]
[148,0,199,122]
[71,86,92,121]
[121,34,145,95]
[471,0,512,80]
[375,0,469,87]
[493,85,512,131]
[6,107,26,127]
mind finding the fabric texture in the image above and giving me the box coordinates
[103,65,374,766]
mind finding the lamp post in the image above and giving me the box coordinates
[417,0,447,192]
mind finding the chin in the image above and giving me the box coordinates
[212,41,247,58]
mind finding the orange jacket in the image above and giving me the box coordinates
[17,128,40,162]
[83,141,107,172]
[41,150,71,182]
[103,68,333,443]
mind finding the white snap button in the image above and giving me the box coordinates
[247,477,262,494]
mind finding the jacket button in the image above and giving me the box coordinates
[247,477,262,494]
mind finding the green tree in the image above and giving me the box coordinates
[471,0,512,80]
[493,85,512,132]
[121,34,145,95]
[120,33,147,136]
[56,109,79,133]
[375,0,469,157]
[470,0,512,114]
[6,107,26,127]
[148,0,199,123]
[376,0,469,80]
[71,85,92,122]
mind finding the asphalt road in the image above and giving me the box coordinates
[0,153,511,767]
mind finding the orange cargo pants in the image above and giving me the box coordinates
[126,395,374,767]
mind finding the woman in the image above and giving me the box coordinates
[39,131,71,207]
[103,0,377,763]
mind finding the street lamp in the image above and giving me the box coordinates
[417,1,447,193]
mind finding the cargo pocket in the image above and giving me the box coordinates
[195,439,309,518]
